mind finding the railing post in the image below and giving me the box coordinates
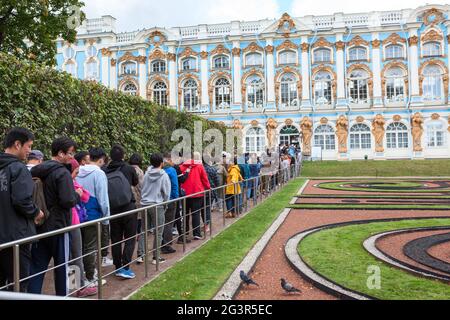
[222,186,226,227]
[143,209,149,278]
[183,198,187,253]
[96,222,103,300]
[254,176,258,206]
[155,206,160,271]
[203,191,207,239]
[13,244,20,292]
[209,189,213,238]
[233,182,238,217]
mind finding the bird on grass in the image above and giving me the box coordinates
[240,271,259,287]
[281,278,301,294]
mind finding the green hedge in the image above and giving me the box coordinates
[0,53,226,161]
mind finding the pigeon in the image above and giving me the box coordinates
[281,278,301,294]
[240,270,259,287]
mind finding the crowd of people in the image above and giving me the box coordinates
[0,127,301,298]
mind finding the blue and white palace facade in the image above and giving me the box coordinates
[56,4,450,160]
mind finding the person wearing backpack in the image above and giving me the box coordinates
[29,137,80,296]
[104,145,139,279]
[0,128,43,292]
[75,147,110,287]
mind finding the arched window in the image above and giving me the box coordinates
[279,51,296,65]
[121,62,137,75]
[214,78,231,110]
[214,55,229,69]
[86,59,98,79]
[65,46,75,59]
[87,45,97,57]
[245,53,262,66]
[182,58,196,71]
[152,60,166,73]
[314,48,331,63]
[122,83,137,96]
[349,69,369,104]
[423,65,443,101]
[385,67,405,103]
[349,47,367,61]
[385,44,404,59]
[280,125,300,146]
[246,127,266,153]
[153,81,168,106]
[280,73,298,108]
[350,124,372,150]
[64,61,76,77]
[427,121,445,147]
[182,79,199,111]
[314,125,335,150]
[423,42,441,57]
[246,75,264,109]
[314,71,332,105]
[386,122,409,149]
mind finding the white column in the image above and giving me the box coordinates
[101,49,109,87]
[335,33,346,108]
[232,41,242,105]
[110,52,117,90]
[200,44,209,109]
[266,38,275,104]
[372,32,383,107]
[168,45,177,108]
[409,29,420,99]
[301,36,311,109]
[138,48,147,99]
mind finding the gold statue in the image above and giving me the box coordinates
[336,115,349,153]
[300,117,313,156]
[411,113,424,152]
[372,114,386,153]
[266,118,278,150]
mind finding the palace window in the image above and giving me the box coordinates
[385,44,404,59]
[245,53,263,67]
[182,79,199,111]
[182,58,196,71]
[423,42,441,57]
[385,67,405,103]
[214,55,230,69]
[279,50,296,65]
[86,59,98,79]
[280,125,300,146]
[246,75,264,109]
[87,45,97,57]
[214,78,231,110]
[349,47,367,61]
[153,81,168,106]
[314,71,333,105]
[427,122,445,147]
[314,48,331,63]
[386,122,409,149]
[152,60,166,73]
[422,65,443,101]
[314,125,336,150]
[350,124,372,150]
[122,83,137,96]
[245,127,266,153]
[121,62,137,75]
[349,69,369,104]
[64,46,75,59]
[280,73,298,108]
[64,61,77,77]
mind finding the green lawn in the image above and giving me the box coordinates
[131,178,306,300]
[315,181,450,193]
[301,160,450,177]
[299,195,450,199]
[298,218,450,300]
[289,204,450,210]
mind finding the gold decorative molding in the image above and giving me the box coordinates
[101,48,112,57]
[431,113,441,120]
[372,114,386,153]
[178,47,198,59]
[276,40,298,52]
[336,115,349,153]
[285,119,293,126]
[381,61,409,98]
[208,71,232,107]
[265,45,274,54]
[418,59,449,101]
[277,13,296,37]
[347,63,374,99]
[118,76,139,93]
[241,68,265,105]
[146,74,169,101]
[266,118,278,149]
[408,36,419,46]
[312,37,333,49]
[274,66,302,108]
[422,8,445,26]
[200,51,209,59]
[371,40,381,49]
[233,119,243,130]
[393,115,402,122]
[111,58,117,67]
[383,33,406,46]
[211,44,231,57]
[167,53,176,61]
[320,117,329,124]
[148,31,166,46]
[421,28,443,42]
[136,56,147,64]
[149,49,166,61]
[119,52,139,63]
[335,41,345,51]
[311,65,337,102]
[301,43,310,52]
[347,35,369,48]
[356,116,365,123]
[178,73,201,110]
[243,42,264,54]
[300,117,313,156]
[251,120,259,127]
[447,116,450,132]
[411,113,424,152]
[232,48,241,56]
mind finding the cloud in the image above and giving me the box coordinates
[82,0,281,32]
[290,0,449,16]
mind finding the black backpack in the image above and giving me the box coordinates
[106,168,132,210]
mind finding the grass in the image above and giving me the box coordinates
[298,218,450,300]
[301,160,450,177]
[130,178,306,300]
[298,195,450,199]
[316,181,450,193]
[289,204,450,210]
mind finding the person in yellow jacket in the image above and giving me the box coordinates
[225,158,243,218]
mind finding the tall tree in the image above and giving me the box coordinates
[0,0,85,66]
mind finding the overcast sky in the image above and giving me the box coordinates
[83,0,449,32]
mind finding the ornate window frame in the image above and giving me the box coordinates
[346,63,373,105]
[382,33,407,61]
[147,75,169,105]
[425,117,447,148]
[313,120,337,151]
[119,78,139,96]
[209,44,231,71]
[178,47,199,72]
[208,71,232,111]
[346,35,370,63]
[244,124,267,154]
[243,42,264,68]
[241,68,265,108]
[381,61,409,105]
[276,40,299,66]
[149,49,168,75]
[419,59,449,104]
[312,65,337,106]
[274,66,302,109]
[84,56,100,81]
[178,74,201,112]
[385,119,410,150]
[420,27,445,58]
[62,59,77,77]
[311,37,334,64]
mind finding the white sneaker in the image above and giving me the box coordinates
[136,256,144,264]
[102,257,113,267]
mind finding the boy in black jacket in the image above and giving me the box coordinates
[0,128,43,292]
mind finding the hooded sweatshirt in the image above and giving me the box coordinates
[31,160,79,233]
[141,167,171,206]
[0,153,39,244]
[179,160,211,198]
[76,164,110,224]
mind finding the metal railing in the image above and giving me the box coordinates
[0,163,301,300]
